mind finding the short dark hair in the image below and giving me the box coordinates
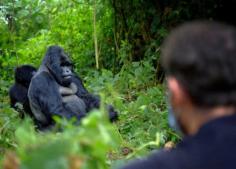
[161,21,236,107]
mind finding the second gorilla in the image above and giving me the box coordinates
[28,46,118,129]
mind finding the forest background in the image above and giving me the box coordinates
[0,0,235,169]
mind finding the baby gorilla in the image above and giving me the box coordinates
[28,45,118,129]
[9,65,37,118]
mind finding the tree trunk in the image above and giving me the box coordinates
[93,0,99,69]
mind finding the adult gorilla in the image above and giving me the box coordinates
[9,65,37,118]
[28,45,118,129]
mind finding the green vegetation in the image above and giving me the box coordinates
[0,0,228,168]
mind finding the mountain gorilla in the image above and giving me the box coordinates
[9,65,37,118]
[28,45,118,129]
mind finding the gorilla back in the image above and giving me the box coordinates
[9,65,36,118]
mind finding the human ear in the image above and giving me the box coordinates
[167,77,187,107]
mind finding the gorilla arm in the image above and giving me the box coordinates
[28,72,83,125]
[9,84,28,108]
[59,82,77,96]
[59,82,87,115]
[71,75,118,122]
[71,75,100,111]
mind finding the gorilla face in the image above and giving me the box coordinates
[60,61,73,86]
[43,46,73,86]
[61,62,73,79]
[15,65,37,87]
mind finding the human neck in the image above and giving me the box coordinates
[185,106,235,135]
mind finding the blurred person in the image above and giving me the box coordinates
[120,21,236,169]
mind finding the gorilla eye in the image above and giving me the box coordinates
[61,62,72,67]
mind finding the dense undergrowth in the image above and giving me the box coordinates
[1,0,225,168]
[0,62,179,168]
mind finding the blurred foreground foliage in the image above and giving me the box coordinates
[0,0,230,168]
[8,111,120,169]
[1,66,177,168]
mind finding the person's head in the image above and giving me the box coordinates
[161,21,236,135]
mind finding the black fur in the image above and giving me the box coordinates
[9,65,37,118]
[28,46,118,129]
[72,75,118,122]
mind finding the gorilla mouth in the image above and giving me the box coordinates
[63,75,72,79]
